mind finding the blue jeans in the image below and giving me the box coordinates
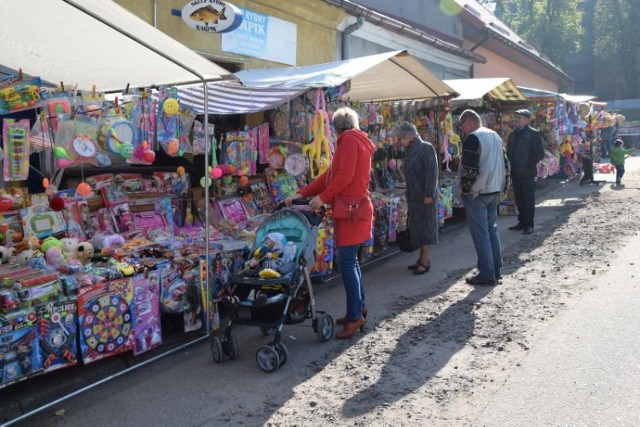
[462,193,503,280]
[336,244,365,321]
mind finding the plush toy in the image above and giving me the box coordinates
[76,242,94,264]
[28,256,49,270]
[60,237,79,259]
[40,236,62,253]
[45,246,65,267]
[0,245,15,263]
[12,248,34,266]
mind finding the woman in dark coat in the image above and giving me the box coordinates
[393,122,439,275]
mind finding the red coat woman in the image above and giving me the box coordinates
[286,107,376,339]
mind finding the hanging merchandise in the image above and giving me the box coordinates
[53,119,107,168]
[222,130,256,177]
[0,75,41,115]
[97,99,134,159]
[128,93,156,165]
[2,118,30,181]
[303,89,332,178]
[156,87,194,158]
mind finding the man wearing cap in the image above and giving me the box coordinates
[506,109,545,235]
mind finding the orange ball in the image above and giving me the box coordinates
[76,182,92,197]
[143,150,156,164]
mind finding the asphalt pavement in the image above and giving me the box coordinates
[475,225,640,425]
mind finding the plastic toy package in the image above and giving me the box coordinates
[0,77,42,115]
[2,118,31,181]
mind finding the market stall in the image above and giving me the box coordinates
[0,4,245,422]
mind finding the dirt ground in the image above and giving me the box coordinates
[8,159,640,427]
[261,163,640,426]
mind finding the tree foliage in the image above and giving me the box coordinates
[477,0,584,69]
[593,0,638,98]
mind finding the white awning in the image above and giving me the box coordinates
[179,82,308,115]
[235,50,456,102]
[178,50,457,114]
[444,78,527,107]
[1,0,233,92]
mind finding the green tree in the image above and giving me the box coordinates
[593,0,638,98]
[477,0,583,69]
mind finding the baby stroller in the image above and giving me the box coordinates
[211,204,334,373]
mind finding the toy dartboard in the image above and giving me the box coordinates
[82,295,132,353]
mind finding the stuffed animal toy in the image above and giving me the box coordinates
[28,256,49,270]
[45,247,65,267]
[60,237,79,259]
[0,245,15,263]
[40,236,62,253]
[76,242,94,264]
[12,248,34,266]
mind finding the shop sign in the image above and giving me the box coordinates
[221,7,297,66]
[181,0,243,33]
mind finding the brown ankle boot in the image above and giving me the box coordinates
[335,316,366,339]
[336,307,368,326]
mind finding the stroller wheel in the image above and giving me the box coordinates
[228,334,239,360]
[273,342,288,367]
[256,345,280,373]
[260,326,277,336]
[211,337,224,364]
[316,313,335,342]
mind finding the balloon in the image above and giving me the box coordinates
[53,146,72,160]
[166,139,179,156]
[56,158,74,169]
[177,166,186,177]
[76,182,92,197]
[200,176,212,188]
[143,150,156,164]
[119,143,134,159]
[142,140,149,150]
[239,175,249,186]
[42,178,50,189]
[388,159,397,170]
[212,167,223,179]
[163,98,179,116]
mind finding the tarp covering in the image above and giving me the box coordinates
[235,50,456,102]
[178,50,457,114]
[518,87,597,103]
[1,0,233,92]
[178,82,308,115]
[444,78,527,107]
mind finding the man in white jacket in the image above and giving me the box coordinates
[456,109,508,286]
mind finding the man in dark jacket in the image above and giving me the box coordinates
[506,109,545,235]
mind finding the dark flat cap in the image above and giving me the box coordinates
[514,109,532,118]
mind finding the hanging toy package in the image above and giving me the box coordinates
[157,87,193,157]
[2,118,30,181]
[53,119,103,168]
[128,92,156,165]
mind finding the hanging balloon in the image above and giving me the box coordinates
[388,159,397,170]
[239,175,249,186]
[211,167,223,179]
[176,166,186,177]
[163,98,179,116]
[143,150,156,164]
[76,182,92,197]
[42,178,50,189]
[119,143,134,159]
[200,176,212,188]
[166,139,180,156]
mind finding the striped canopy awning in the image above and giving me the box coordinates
[444,78,528,107]
[178,82,307,115]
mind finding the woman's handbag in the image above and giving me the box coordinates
[396,228,418,252]
[332,195,370,223]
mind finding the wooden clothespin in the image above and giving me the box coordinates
[92,85,96,99]
[60,82,65,92]
[18,68,23,80]
[124,83,130,95]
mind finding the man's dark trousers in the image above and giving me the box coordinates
[512,177,536,227]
